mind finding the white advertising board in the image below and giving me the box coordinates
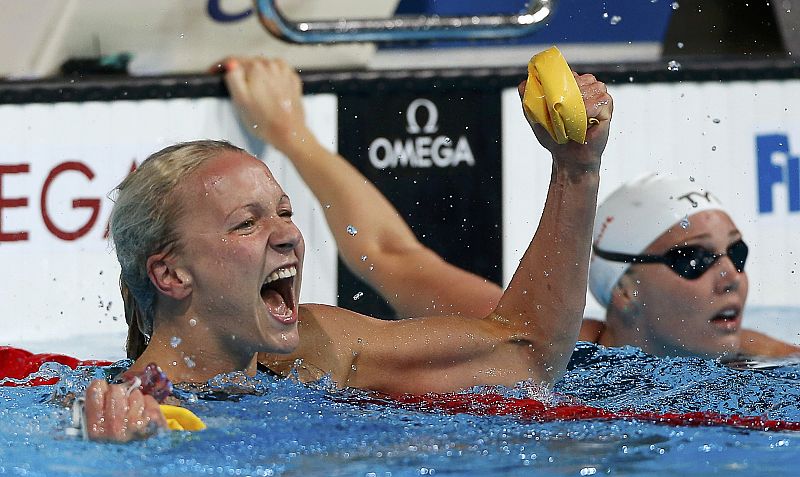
[503,79,800,341]
[0,95,338,355]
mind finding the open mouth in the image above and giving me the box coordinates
[709,307,741,331]
[260,266,297,324]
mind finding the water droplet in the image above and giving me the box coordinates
[632,290,639,297]
[667,60,682,71]
[353,292,364,300]
[170,336,182,348]
[680,215,690,228]
[360,255,368,261]
[346,225,358,236]
[252,124,258,129]
[712,145,717,151]
[712,118,721,124]
[602,12,609,19]
[184,356,196,368]
[443,136,452,145]
[351,364,357,371]
[677,41,684,49]
[189,318,197,327]
[610,15,622,25]
[628,76,635,82]
[689,176,695,182]
[543,271,550,277]
[671,1,680,9]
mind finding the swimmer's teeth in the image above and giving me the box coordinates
[264,266,297,285]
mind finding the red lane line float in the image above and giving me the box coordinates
[2,346,798,432]
[0,346,112,386]
[375,392,800,432]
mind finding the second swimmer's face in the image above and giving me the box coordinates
[623,210,748,358]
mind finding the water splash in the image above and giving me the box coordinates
[346,225,358,236]
[667,60,682,72]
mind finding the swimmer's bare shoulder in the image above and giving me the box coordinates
[739,328,800,358]
[258,304,353,383]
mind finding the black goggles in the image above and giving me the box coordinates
[592,239,748,280]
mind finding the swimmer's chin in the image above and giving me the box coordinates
[267,329,300,355]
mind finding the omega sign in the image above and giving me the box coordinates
[368,98,476,169]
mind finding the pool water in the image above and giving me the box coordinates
[2,342,800,477]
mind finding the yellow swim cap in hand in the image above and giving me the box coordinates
[522,46,588,145]
[160,404,206,431]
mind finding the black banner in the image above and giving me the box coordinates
[337,88,503,319]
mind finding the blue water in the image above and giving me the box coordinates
[1,343,800,477]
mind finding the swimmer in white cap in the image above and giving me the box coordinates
[582,174,799,358]
[227,58,799,361]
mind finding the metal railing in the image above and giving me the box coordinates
[254,0,554,44]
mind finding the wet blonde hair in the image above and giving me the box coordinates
[111,140,245,359]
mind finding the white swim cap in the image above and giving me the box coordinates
[589,173,728,307]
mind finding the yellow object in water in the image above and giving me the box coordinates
[522,46,588,145]
[160,404,206,431]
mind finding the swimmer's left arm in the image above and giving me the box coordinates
[285,304,552,394]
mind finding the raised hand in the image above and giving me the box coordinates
[518,73,612,173]
[223,57,307,151]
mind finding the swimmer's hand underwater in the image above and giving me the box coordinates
[69,364,205,442]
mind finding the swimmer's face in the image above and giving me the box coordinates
[170,151,303,354]
[623,210,747,358]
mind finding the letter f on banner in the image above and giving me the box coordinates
[757,134,800,213]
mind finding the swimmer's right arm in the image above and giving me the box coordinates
[224,57,501,318]
[83,379,166,442]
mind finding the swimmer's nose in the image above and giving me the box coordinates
[714,256,742,294]
[269,221,302,254]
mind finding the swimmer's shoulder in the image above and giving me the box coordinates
[739,328,800,358]
[578,318,605,344]
[257,304,366,382]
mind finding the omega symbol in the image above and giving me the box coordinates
[405,99,439,135]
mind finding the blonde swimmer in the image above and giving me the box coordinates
[77,49,613,442]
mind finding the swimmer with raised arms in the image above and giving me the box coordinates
[80,56,613,442]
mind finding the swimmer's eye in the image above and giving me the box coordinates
[234,218,257,231]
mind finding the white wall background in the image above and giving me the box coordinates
[0,95,338,354]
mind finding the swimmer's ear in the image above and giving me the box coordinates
[609,274,640,325]
[146,253,192,300]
